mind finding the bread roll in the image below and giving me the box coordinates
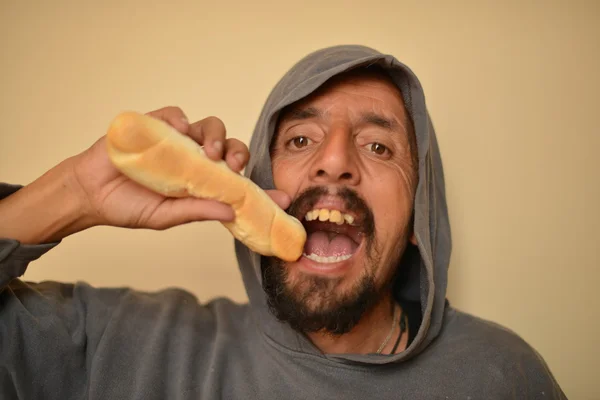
[105,111,306,262]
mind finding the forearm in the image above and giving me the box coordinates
[0,157,95,245]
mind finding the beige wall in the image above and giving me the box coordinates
[1,1,598,398]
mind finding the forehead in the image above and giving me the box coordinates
[280,70,407,119]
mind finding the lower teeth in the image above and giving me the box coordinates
[302,253,352,264]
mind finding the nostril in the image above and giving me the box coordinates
[314,170,353,181]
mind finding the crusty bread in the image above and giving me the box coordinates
[105,111,306,261]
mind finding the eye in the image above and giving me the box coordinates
[289,136,312,149]
[367,142,390,156]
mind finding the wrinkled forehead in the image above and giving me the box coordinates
[276,67,408,128]
[280,68,405,112]
[316,67,405,98]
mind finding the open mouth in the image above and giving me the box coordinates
[300,208,366,265]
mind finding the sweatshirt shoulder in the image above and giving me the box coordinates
[444,308,535,350]
[433,308,567,399]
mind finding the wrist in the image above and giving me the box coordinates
[0,156,97,244]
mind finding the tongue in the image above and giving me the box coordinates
[304,231,358,257]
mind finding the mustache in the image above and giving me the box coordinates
[286,186,375,237]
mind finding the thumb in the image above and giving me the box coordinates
[265,190,291,210]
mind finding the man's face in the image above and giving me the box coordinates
[265,71,417,334]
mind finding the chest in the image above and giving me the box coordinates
[86,340,509,400]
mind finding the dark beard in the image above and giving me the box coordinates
[261,186,384,336]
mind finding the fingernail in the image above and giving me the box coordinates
[212,141,223,154]
[234,153,245,166]
[181,116,189,125]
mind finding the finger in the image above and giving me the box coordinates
[265,190,292,210]
[147,106,190,134]
[148,198,235,230]
[188,116,226,161]
[224,138,250,172]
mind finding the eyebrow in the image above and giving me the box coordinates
[283,106,323,121]
[281,107,403,132]
[358,112,401,131]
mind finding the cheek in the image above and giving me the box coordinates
[272,157,306,196]
[366,167,414,239]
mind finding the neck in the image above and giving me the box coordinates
[306,293,408,355]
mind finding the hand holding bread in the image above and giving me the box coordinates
[70,107,244,230]
[105,110,306,262]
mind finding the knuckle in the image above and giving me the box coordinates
[165,105,182,113]
[165,106,185,117]
[203,116,226,134]
[226,138,242,146]
[147,105,184,117]
[227,138,248,152]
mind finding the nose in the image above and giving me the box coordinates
[309,127,360,186]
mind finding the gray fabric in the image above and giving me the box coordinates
[0,45,566,399]
[0,184,60,288]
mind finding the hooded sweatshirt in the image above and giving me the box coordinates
[0,45,566,399]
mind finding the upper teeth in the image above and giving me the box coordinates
[304,209,355,225]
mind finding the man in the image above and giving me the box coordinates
[0,45,565,398]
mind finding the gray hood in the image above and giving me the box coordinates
[234,44,451,365]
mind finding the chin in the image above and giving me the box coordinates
[262,251,381,335]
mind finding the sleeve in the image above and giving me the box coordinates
[0,183,61,289]
[0,182,90,399]
[0,279,132,400]
[2,181,215,400]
